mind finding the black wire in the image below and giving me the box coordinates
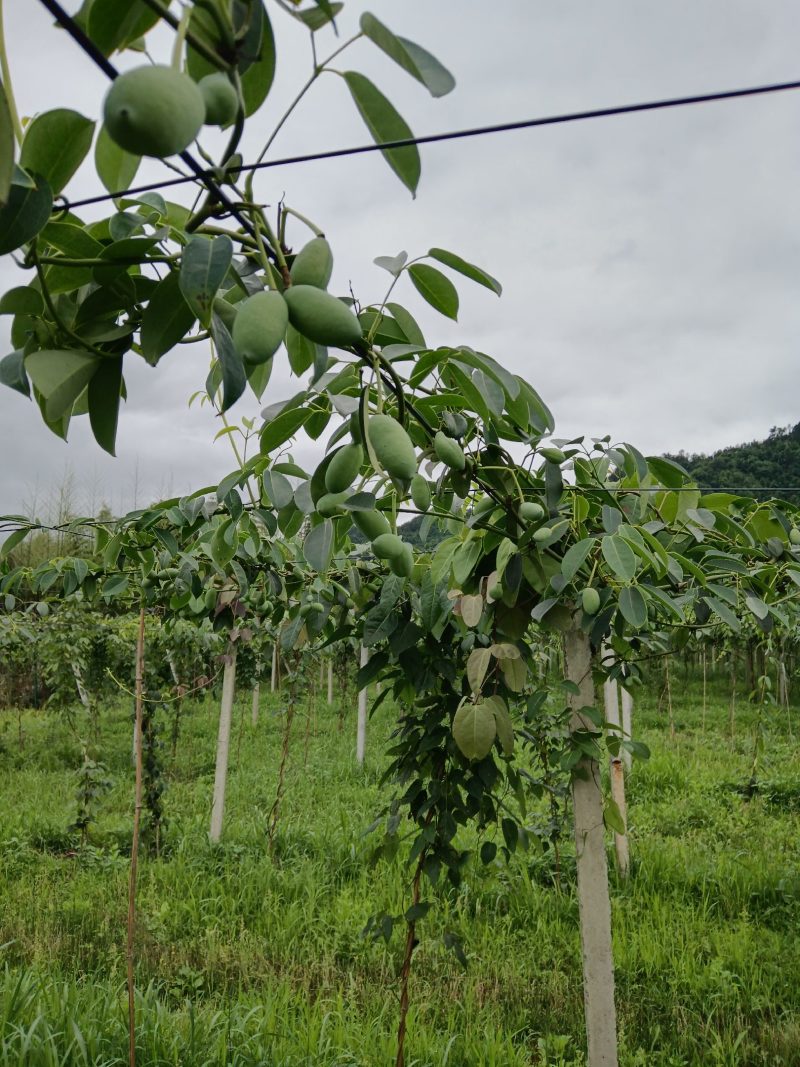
[60,75,800,211]
[36,0,258,239]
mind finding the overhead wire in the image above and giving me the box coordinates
[57,76,800,212]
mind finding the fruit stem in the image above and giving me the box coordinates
[0,0,24,145]
[136,0,231,71]
[281,204,324,238]
[171,6,191,71]
[251,32,362,169]
[251,212,280,290]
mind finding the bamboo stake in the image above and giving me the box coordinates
[356,645,369,766]
[602,667,629,879]
[127,605,146,1067]
[209,647,237,842]
[565,623,618,1067]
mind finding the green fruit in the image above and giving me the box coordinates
[353,509,391,539]
[489,582,504,601]
[367,413,417,481]
[103,66,205,158]
[410,474,431,513]
[371,533,405,562]
[472,495,496,517]
[540,446,566,464]
[434,430,466,471]
[533,526,553,543]
[232,291,288,365]
[317,491,349,517]
[790,528,800,545]
[582,587,601,615]
[520,501,545,522]
[290,237,333,289]
[389,542,413,578]
[325,443,364,493]
[198,72,239,126]
[284,285,363,348]
[212,296,238,332]
[204,589,217,611]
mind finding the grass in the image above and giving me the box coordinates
[0,664,798,1066]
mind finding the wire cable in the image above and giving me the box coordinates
[58,75,800,212]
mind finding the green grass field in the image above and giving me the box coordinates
[0,669,798,1066]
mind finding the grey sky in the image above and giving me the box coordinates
[1,1,799,518]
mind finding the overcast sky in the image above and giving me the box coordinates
[2,1,799,519]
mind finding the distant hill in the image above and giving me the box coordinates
[665,423,800,504]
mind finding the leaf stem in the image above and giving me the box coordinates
[251,32,362,171]
[0,0,24,144]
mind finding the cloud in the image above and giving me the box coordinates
[2,0,799,516]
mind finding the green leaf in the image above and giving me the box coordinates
[87,0,161,55]
[1,527,29,560]
[745,594,769,620]
[102,573,129,599]
[141,270,196,365]
[385,301,426,346]
[706,596,740,632]
[88,356,123,455]
[562,537,595,581]
[40,221,103,259]
[95,125,140,195]
[466,646,491,694]
[180,235,233,326]
[0,78,14,207]
[618,585,648,629]
[210,313,246,412]
[408,264,458,320]
[240,4,276,117]
[486,694,514,756]
[246,356,272,400]
[25,349,99,420]
[20,109,95,195]
[0,286,43,316]
[452,700,496,761]
[0,351,30,397]
[0,172,53,255]
[601,534,637,583]
[304,519,334,571]
[343,71,420,195]
[260,406,309,454]
[262,469,294,510]
[286,323,319,376]
[359,14,455,98]
[428,248,501,296]
[604,798,626,835]
[295,2,343,30]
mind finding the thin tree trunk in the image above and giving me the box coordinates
[356,645,369,766]
[620,688,633,773]
[702,647,707,731]
[127,606,146,1067]
[327,660,334,705]
[564,623,618,1067]
[730,655,737,740]
[665,659,674,740]
[602,670,629,879]
[209,647,237,843]
[251,682,260,726]
[270,644,278,692]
